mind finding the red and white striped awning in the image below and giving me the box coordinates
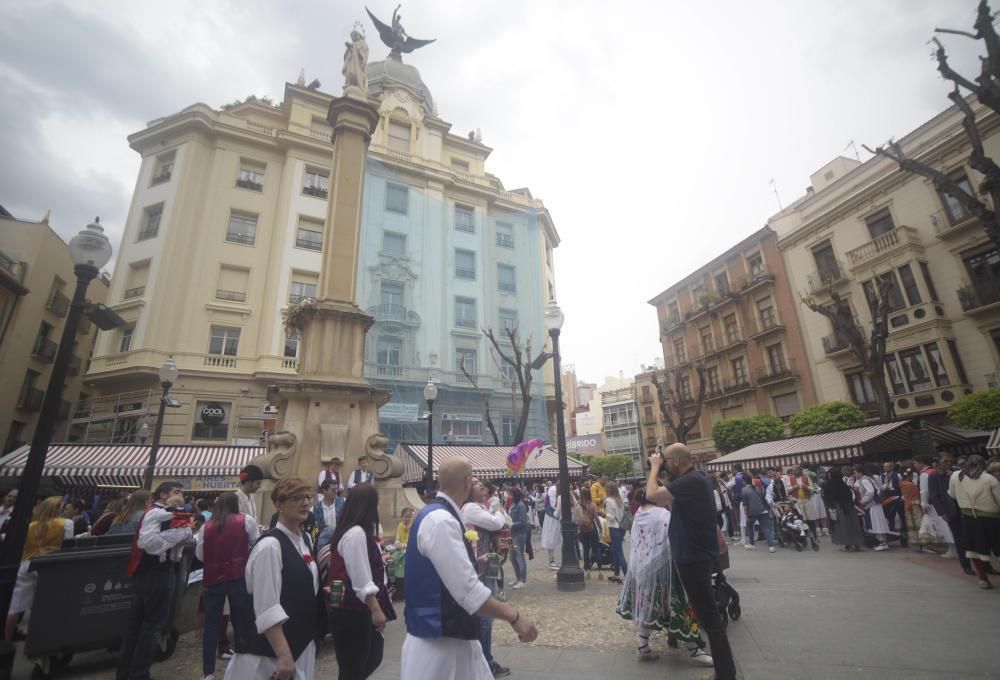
[987,429,1000,452]
[0,444,264,488]
[398,443,588,484]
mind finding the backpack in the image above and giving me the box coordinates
[620,505,633,532]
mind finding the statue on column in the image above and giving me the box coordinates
[343,23,369,97]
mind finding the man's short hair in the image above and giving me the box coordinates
[358,456,366,464]
[154,481,182,499]
[320,479,335,491]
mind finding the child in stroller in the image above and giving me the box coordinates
[777,501,819,551]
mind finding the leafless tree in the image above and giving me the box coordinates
[651,363,707,444]
[802,275,895,422]
[483,326,551,445]
[459,356,500,445]
[864,0,1000,249]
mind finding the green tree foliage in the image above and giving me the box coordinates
[577,454,633,478]
[221,94,276,111]
[711,414,785,454]
[788,401,865,436]
[947,388,1000,430]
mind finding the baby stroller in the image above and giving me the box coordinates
[777,502,819,552]
[713,528,741,628]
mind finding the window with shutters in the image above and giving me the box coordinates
[455,204,475,233]
[383,232,406,257]
[387,121,411,153]
[226,212,258,246]
[496,222,514,248]
[236,159,265,192]
[773,392,801,422]
[295,218,323,251]
[455,249,475,279]
[864,208,895,238]
[138,205,162,241]
[499,308,518,332]
[216,265,249,303]
[386,183,408,214]
[455,297,477,329]
[289,279,318,304]
[123,261,150,300]
[497,264,516,293]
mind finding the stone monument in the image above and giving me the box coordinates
[253,24,409,524]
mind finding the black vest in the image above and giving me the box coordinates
[236,529,317,660]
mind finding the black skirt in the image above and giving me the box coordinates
[960,514,1000,559]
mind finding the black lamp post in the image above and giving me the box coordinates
[423,378,438,495]
[545,300,584,592]
[0,218,114,676]
[143,356,178,490]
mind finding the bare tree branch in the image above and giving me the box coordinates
[934,28,980,40]
[460,355,499,444]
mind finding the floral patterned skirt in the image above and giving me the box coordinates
[616,562,704,647]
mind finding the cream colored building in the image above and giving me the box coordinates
[0,209,109,452]
[772,96,1000,419]
[83,60,559,448]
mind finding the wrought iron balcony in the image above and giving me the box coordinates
[150,170,171,185]
[821,333,851,356]
[455,317,478,329]
[215,289,247,303]
[806,262,848,295]
[123,286,145,300]
[47,291,69,318]
[741,266,775,292]
[302,185,328,199]
[958,281,1000,313]
[845,226,922,268]
[16,385,44,411]
[754,358,798,385]
[235,178,263,192]
[749,313,784,339]
[930,207,976,239]
[67,354,82,376]
[722,376,754,395]
[226,232,256,246]
[496,234,514,248]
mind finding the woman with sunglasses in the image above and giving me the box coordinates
[224,478,319,680]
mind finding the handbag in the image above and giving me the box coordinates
[827,506,839,522]
[620,506,633,532]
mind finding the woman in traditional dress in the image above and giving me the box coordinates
[4,497,72,641]
[224,478,319,680]
[821,467,864,552]
[857,464,890,551]
[948,455,1000,589]
[540,481,563,569]
[616,490,712,667]
[326,483,396,678]
[788,467,820,534]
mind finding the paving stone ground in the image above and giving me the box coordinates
[15,531,1000,679]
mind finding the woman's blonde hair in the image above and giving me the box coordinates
[605,481,621,505]
[114,490,151,524]
[29,496,64,542]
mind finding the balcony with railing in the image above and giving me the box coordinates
[930,207,977,239]
[46,291,69,318]
[295,237,322,251]
[496,234,514,248]
[376,303,407,322]
[235,178,263,192]
[56,399,72,421]
[150,170,171,186]
[16,385,44,411]
[717,328,745,352]
[740,266,775,292]
[845,226,922,269]
[986,372,1000,388]
[123,286,145,300]
[31,336,57,363]
[703,381,726,401]
[204,354,238,369]
[821,333,851,356]
[722,376,754,395]
[215,289,247,303]
[661,311,683,334]
[958,281,1000,314]
[67,354,82,376]
[226,231,256,246]
[498,281,516,293]
[806,261,848,295]
[665,351,690,369]
[749,312,785,339]
[754,358,799,386]
[455,316,478,329]
[302,185,328,199]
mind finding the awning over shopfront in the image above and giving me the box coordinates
[0,444,264,489]
[398,443,589,483]
[988,429,1000,453]
[704,420,977,473]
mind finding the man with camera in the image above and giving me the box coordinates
[645,445,737,680]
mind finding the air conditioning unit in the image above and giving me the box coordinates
[262,404,279,415]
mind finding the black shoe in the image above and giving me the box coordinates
[963,566,975,576]
[491,661,511,677]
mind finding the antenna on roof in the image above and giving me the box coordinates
[844,139,861,162]
[769,178,783,211]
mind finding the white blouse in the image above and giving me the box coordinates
[337,525,380,601]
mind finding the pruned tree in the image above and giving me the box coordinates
[458,356,500,445]
[802,275,895,422]
[864,0,1000,249]
[483,326,551,445]
[651,363,707,444]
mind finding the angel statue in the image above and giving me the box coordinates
[343,25,369,96]
[366,5,435,61]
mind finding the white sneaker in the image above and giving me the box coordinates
[769,546,776,553]
[942,546,958,559]
[744,543,754,550]
[548,562,559,570]
[508,580,520,587]
[688,648,714,666]
[512,581,525,589]
[874,544,889,552]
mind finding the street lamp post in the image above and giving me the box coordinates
[143,357,179,490]
[544,300,584,592]
[423,379,438,496]
[0,218,114,677]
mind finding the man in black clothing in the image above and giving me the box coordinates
[646,445,737,680]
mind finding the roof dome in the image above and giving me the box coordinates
[367,57,434,115]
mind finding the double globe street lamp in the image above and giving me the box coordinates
[0,218,116,674]
[543,300,584,592]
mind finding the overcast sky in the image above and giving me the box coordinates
[0,0,986,384]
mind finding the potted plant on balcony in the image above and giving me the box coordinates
[284,297,318,335]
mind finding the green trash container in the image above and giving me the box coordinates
[23,535,198,679]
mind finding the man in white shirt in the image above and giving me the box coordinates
[401,457,537,680]
[316,457,342,492]
[463,477,510,678]
[347,456,374,490]
[236,464,263,521]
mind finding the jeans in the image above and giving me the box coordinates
[478,574,496,665]
[117,566,175,680]
[579,530,599,569]
[510,530,527,583]
[747,512,774,547]
[676,560,737,680]
[329,608,384,680]
[201,578,250,676]
[609,527,628,577]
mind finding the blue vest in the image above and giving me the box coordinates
[404,498,480,640]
